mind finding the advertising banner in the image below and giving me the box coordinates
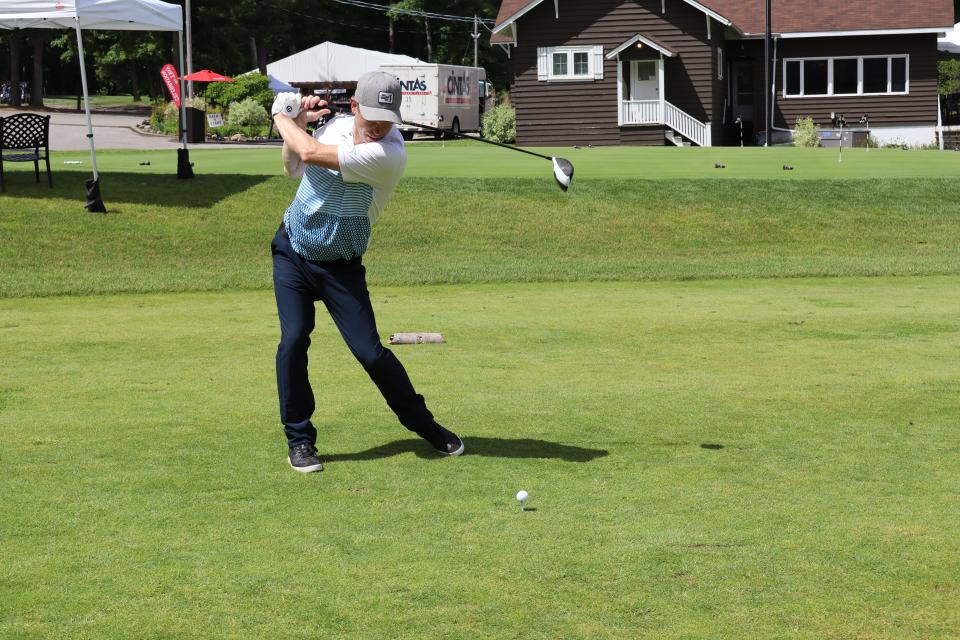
[160,64,181,108]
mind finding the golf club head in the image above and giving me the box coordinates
[552,157,574,191]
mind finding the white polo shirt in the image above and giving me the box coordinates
[284,115,407,261]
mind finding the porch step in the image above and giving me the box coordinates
[939,128,960,150]
[664,130,691,147]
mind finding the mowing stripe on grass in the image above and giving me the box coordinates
[2,173,959,297]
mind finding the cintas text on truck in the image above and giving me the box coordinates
[380,63,494,140]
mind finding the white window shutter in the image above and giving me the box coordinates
[592,45,604,80]
[537,48,549,81]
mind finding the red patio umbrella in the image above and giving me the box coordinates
[181,69,234,82]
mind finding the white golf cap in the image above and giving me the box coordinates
[355,71,403,124]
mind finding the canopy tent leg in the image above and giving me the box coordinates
[74,18,106,213]
[176,30,194,179]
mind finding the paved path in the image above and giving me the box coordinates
[1,108,278,150]
[3,107,446,151]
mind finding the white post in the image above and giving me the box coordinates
[616,58,622,126]
[73,18,98,181]
[185,0,194,98]
[658,55,665,124]
[938,94,944,151]
[178,31,189,148]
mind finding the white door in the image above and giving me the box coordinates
[630,60,659,101]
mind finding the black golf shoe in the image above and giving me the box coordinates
[418,423,465,456]
[288,443,323,473]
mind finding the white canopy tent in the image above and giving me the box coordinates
[263,41,421,86]
[267,74,297,94]
[939,22,960,55]
[0,0,188,211]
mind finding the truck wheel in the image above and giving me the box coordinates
[401,130,414,141]
[443,118,461,140]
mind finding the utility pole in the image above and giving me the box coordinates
[763,0,770,146]
[185,0,194,98]
[473,15,480,68]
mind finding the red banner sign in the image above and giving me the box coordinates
[160,64,181,108]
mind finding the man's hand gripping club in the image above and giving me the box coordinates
[273,93,340,175]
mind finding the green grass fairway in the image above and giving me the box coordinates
[1,278,958,639]
[2,164,959,297]
[2,144,959,637]
[24,142,960,179]
[37,94,151,109]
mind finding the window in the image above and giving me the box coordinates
[803,59,828,95]
[863,57,887,93]
[717,47,724,80]
[786,60,801,95]
[636,61,655,81]
[833,58,858,94]
[783,55,909,97]
[574,52,589,75]
[537,46,603,81]
[891,57,906,92]
[552,52,568,76]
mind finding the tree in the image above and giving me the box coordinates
[388,0,433,61]
[9,30,22,107]
[939,59,960,96]
[30,31,47,106]
[50,31,164,101]
[6,0,513,100]
[204,71,272,110]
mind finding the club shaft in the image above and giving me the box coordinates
[402,121,553,162]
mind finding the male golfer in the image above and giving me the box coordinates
[271,71,463,473]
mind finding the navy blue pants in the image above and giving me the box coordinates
[271,224,436,448]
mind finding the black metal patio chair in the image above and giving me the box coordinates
[0,113,52,192]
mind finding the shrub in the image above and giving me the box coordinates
[149,102,167,131]
[792,116,820,147]
[205,72,273,112]
[209,122,271,139]
[150,99,211,136]
[227,97,270,128]
[151,100,181,135]
[184,96,207,110]
[482,103,516,143]
[938,59,960,96]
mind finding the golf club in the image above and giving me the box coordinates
[401,121,574,192]
[312,101,574,191]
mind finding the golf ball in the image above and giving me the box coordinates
[516,490,529,502]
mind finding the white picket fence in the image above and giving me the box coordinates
[621,99,711,147]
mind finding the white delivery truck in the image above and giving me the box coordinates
[379,63,490,140]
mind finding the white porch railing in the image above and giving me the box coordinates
[663,101,711,147]
[621,100,661,125]
[621,99,712,147]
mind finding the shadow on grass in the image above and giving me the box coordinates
[325,437,609,463]
[1,171,274,208]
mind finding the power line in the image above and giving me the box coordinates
[272,3,478,34]
[316,0,495,25]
